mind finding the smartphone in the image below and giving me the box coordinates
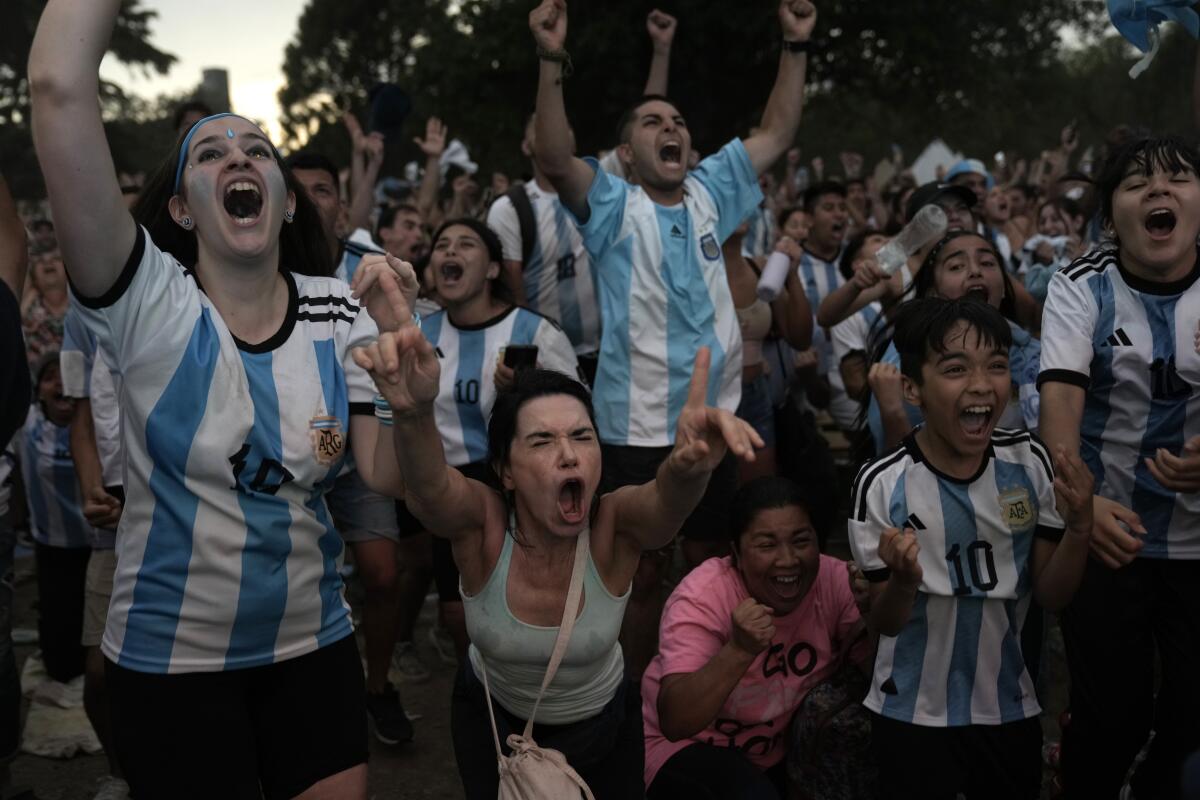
[503,345,538,370]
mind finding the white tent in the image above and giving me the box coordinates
[909,139,963,185]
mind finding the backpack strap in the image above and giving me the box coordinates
[506,183,537,268]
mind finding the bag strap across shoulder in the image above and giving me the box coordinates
[477,529,590,749]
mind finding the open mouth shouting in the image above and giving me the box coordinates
[557,478,585,525]
[223,181,263,226]
[960,403,995,439]
[439,260,465,287]
[770,573,803,599]
[1145,207,1177,241]
[659,140,683,168]
[963,282,991,303]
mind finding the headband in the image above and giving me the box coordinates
[172,112,255,193]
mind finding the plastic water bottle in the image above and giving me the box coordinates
[756,251,794,302]
[875,204,949,275]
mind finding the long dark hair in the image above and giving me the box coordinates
[131,127,332,276]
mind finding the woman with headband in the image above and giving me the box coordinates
[29,2,416,797]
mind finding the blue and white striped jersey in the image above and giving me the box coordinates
[1039,248,1200,559]
[61,310,121,551]
[70,226,378,674]
[19,405,93,550]
[487,183,601,356]
[571,140,762,446]
[830,301,884,431]
[334,228,383,285]
[848,429,1064,726]
[798,248,845,373]
[422,306,579,467]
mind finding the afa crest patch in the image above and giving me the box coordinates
[700,232,720,261]
[309,415,345,466]
[999,487,1034,532]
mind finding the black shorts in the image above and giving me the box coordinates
[105,634,368,800]
[871,713,1041,800]
[34,543,89,683]
[396,461,498,602]
[600,445,736,543]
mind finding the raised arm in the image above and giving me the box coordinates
[353,321,488,542]
[0,175,25,299]
[530,0,595,221]
[413,117,447,228]
[345,113,384,234]
[609,349,763,552]
[29,0,136,298]
[741,0,817,176]
[643,9,677,96]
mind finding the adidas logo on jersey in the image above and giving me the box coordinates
[905,513,926,531]
[670,224,685,239]
[1105,328,1132,347]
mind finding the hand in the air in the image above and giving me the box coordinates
[646,9,677,52]
[351,253,420,334]
[668,348,765,478]
[530,0,568,52]
[414,117,447,160]
[780,0,817,42]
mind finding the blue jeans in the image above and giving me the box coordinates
[0,520,19,758]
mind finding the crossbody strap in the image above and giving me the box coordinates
[476,529,590,751]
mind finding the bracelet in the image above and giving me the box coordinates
[536,46,574,79]
[373,394,394,427]
[782,39,812,54]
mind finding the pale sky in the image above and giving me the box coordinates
[98,1,306,141]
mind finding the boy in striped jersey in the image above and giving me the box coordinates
[1039,135,1200,799]
[849,298,1094,800]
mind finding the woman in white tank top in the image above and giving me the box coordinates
[356,321,763,797]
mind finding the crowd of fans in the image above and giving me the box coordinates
[0,0,1197,798]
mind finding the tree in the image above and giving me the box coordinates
[279,0,1119,179]
[0,0,176,198]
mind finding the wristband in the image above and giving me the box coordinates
[536,46,574,79]
[782,39,812,54]
[373,394,394,427]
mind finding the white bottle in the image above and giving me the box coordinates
[875,204,950,275]
[756,251,794,302]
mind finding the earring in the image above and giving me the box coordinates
[283,209,295,223]
[181,216,193,230]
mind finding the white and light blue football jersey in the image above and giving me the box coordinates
[829,301,884,431]
[19,405,93,550]
[741,203,776,260]
[71,226,379,674]
[61,310,121,550]
[571,139,762,446]
[334,227,383,285]
[1039,248,1200,559]
[848,429,1064,726]
[422,306,579,467]
[797,248,845,375]
[488,184,601,357]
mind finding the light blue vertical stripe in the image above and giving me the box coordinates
[1131,293,1185,557]
[456,329,489,463]
[422,311,445,351]
[510,309,542,347]
[22,417,50,545]
[225,351,295,666]
[342,252,364,284]
[657,206,724,438]
[994,459,1036,592]
[881,592,929,721]
[593,238,634,443]
[996,598,1029,721]
[551,202,584,347]
[524,227,546,314]
[120,309,221,670]
[938,479,982,726]
[1080,275,1116,489]
[311,339,349,641]
[887,472,909,529]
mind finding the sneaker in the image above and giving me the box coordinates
[390,641,431,684]
[428,625,458,665]
[92,776,129,800]
[366,683,414,745]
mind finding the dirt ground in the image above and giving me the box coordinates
[7,551,465,800]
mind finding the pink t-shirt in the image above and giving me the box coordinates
[641,554,865,788]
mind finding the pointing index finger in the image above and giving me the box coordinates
[685,347,712,409]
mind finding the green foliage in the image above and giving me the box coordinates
[0,0,177,198]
